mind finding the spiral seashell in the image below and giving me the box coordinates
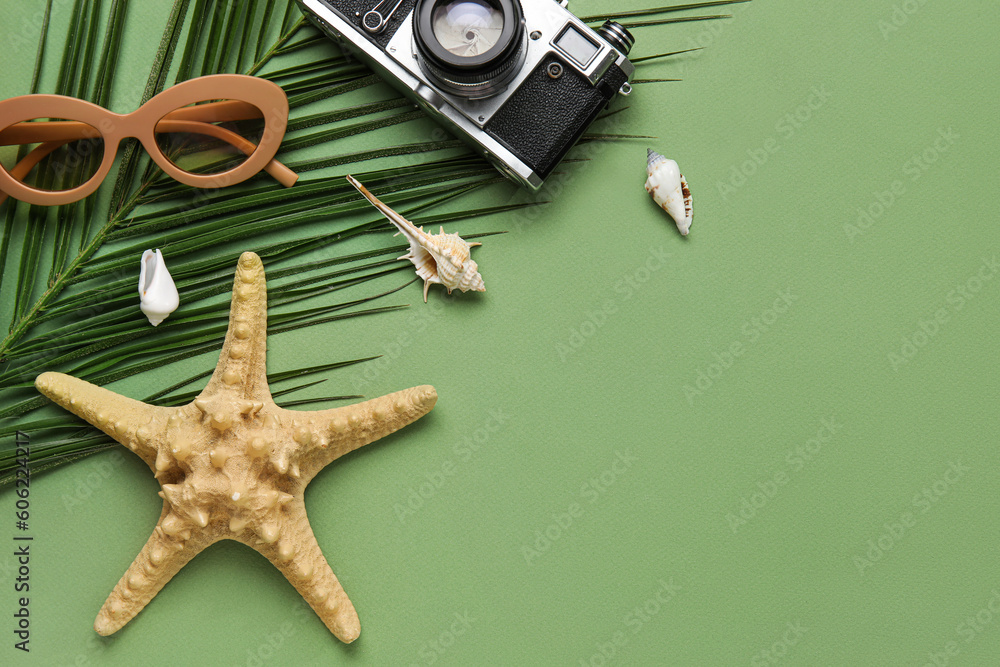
[645,149,693,235]
[138,249,180,326]
[347,175,485,302]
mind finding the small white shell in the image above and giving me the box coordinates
[645,149,693,236]
[138,249,179,326]
[348,175,485,303]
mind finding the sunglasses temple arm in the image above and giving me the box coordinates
[0,140,65,206]
[152,104,299,187]
[0,122,97,146]
[265,158,298,188]
[156,119,297,188]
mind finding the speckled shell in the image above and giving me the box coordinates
[348,175,485,302]
[645,149,693,236]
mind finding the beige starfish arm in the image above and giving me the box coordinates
[293,385,438,482]
[251,501,361,643]
[35,372,173,468]
[200,252,273,402]
[94,505,213,636]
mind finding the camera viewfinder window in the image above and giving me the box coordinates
[554,25,600,67]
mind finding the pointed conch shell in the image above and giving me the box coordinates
[347,175,486,303]
[138,249,179,326]
[645,149,693,236]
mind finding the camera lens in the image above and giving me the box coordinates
[415,0,525,98]
[432,1,504,57]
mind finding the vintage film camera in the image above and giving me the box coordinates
[296,0,636,191]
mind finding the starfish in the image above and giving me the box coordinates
[34,252,437,643]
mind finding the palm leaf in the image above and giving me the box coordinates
[0,0,735,484]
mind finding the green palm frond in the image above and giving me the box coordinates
[0,0,735,483]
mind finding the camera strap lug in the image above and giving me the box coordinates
[361,0,405,34]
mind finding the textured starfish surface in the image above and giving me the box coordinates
[34,252,437,643]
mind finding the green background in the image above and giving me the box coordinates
[2,0,999,664]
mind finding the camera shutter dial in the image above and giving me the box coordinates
[596,21,635,57]
[414,0,526,98]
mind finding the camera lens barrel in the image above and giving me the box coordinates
[597,21,635,56]
[414,0,526,97]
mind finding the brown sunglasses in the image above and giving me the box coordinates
[0,74,297,207]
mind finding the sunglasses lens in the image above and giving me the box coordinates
[0,118,104,192]
[155,101,266,177]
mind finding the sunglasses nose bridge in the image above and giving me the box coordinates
[99,110,147,144]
